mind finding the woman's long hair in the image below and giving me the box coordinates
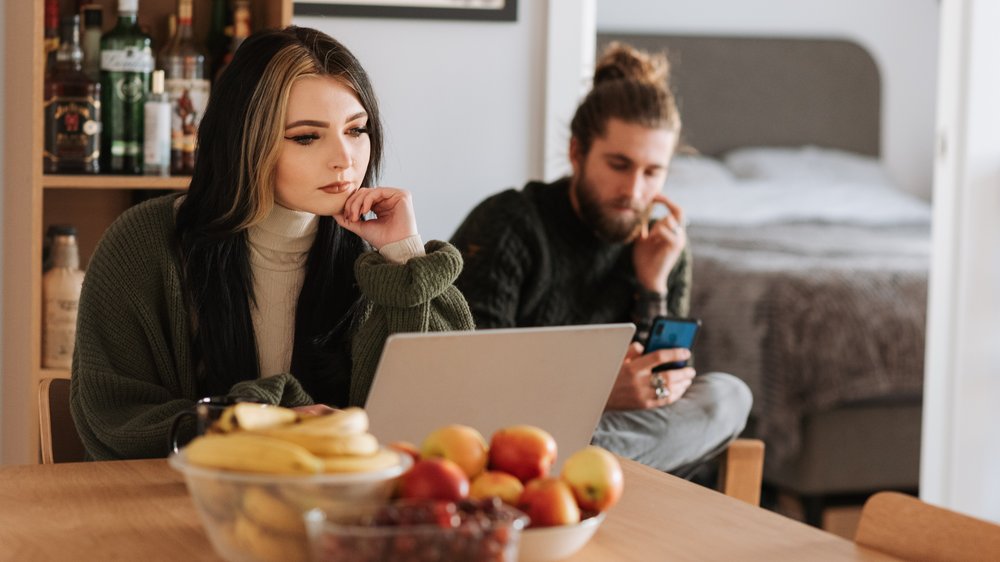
[175,27,384,403]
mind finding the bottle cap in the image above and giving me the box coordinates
[59,14,80,43]
[151,70,165,95]
[118,0,139,14]
[49,224,78,237]
[82,5,103,28]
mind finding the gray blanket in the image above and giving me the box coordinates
[687,222,928,467]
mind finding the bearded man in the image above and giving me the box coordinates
[450,43,751,477]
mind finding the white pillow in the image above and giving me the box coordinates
[664,154,737,189]
[722,145,892,187]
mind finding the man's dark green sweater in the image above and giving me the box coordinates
[70,195,473,460]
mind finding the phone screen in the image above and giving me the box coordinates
[644,317,701,372]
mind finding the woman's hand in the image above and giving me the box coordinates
[333,187,419,250]
[604,342,695,411]
[632,194,687,294]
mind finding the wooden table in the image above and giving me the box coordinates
[0,458,896,561]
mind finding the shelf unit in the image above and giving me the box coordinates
[2,0,292,465]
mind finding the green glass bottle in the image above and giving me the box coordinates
[100,0,153,174]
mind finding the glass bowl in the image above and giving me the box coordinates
[518,512,606,562]
[305,498,529,562]
[169,448,410,562]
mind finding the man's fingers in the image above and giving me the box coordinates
[633,347,691,370]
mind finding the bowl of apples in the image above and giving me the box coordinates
[381,424,623,562]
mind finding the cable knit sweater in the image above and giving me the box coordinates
[70,194,473,460]
[451,178,691,334]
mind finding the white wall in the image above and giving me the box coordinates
[295,4,548,241]
[922,0,1000,524]
[596,0,939,200]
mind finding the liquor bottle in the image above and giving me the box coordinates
[215,1,251,81]
[160,0,210,176]
[81,4,103,82]
[144,70,171,176]
[100,0,153,175]
[207,0,231,79]
[42,226,86,370]
[44,0,60,75]
[44,15,101,175]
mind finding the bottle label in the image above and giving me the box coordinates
[42,295,80,369]
[101,47,154,73]
[44,96,102,167]
[165,78,210,172]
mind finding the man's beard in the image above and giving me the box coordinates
[574,171,647,243]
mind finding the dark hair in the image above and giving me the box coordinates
[570,42,681,157]
[175,27,383,403]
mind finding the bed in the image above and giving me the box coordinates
[597,33,927,520]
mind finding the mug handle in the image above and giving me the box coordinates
[168,410,198,454]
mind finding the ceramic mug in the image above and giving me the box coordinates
[167,395,264,453]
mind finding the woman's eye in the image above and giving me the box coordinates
[347,126,368,138]
[286,134,319,145]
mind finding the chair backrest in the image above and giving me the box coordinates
[38,378,87,463]
[856,491,1000,561]
[718,438,765,506]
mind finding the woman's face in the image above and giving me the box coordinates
[274,75,371,216]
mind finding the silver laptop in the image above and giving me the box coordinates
[364,324,635,468]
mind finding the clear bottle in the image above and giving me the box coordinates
[45,15,102,174]
[81,4,104,82]
[42,226,86,370]
[144,70,172,176]
[100,0,153,175]
[159,0,210,176]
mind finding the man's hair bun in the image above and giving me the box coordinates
[593,41,670,87]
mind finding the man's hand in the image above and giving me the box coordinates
[604,342,696,410]
[632,194,687,294]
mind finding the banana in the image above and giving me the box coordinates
[233,513,308,562]
[185,434,323,475]
[191,475,241,522]
[241,486,306,537]
[248,428,380,457]
[288,407,369,436]
[232,403,299,431]
[321,447,402,474]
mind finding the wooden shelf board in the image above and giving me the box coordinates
[39,369,71,380]
[43,176,190,190]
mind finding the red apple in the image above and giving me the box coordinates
[488,425,557,483]
[469,470,525,505]
[560,446,624,512]
[421,424,489,479]
[517,477,581,527]
[388,441,422,466]
[398,458,469,502]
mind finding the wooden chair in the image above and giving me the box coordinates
[38,378,87,464]
[718,438,765,505]
[855,491,1000,561]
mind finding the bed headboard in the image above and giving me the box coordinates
[596,34,881,157]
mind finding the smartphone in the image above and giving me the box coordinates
[643,316,701,372]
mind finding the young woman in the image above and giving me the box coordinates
[70,27,474,460]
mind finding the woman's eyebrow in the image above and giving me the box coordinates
[285,119,329,129]
[345,111,367,123]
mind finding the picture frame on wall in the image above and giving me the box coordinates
[294,0,518,22]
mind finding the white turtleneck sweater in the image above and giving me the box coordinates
[248,204,424,377]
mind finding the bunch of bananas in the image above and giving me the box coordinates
[185,404,401,475]
[181,405,404,562]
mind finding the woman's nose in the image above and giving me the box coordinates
[327,138,353,170]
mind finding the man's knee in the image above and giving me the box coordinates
[696,372,753,437]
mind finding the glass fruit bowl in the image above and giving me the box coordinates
[518,512,606,562]
[305,498,529,562]
[169,447,411,562]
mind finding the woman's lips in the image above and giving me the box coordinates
[320,182,352,194]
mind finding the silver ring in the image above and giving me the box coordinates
[651,373,670,400]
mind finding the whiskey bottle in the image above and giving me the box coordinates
[44,15,101,174]
[215,0,251,81]
[160,0,210,175]
[44,0,60,75]
[81,4,104,82]
[101,0,153,174]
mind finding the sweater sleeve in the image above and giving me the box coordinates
[70,199,314,460]
[667,245,693,318]
[450,191,535,329]
[346,240,474,406]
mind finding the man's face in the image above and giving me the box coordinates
[570,118,676,242]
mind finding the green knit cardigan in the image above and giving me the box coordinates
[70,195,474,460]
